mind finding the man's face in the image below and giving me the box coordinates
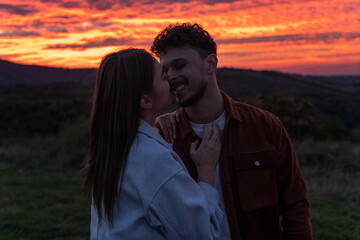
[160,46,208,107]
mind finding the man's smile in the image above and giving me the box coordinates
[170,79,187,95]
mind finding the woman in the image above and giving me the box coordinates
[83,49,223,239]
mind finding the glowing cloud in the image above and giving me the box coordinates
[0,0,359,74]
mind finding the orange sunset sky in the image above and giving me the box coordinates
[1,0,359,75]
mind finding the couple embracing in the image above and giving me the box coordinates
[83,23,312,240]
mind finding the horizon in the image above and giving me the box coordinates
[1,0,359,75]
[2,57,360,77]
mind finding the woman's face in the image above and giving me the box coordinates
[151,59,172,113]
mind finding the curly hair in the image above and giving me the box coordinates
[151,23,217,59]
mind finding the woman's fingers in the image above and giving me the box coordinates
[154,111,179,143]
[190,140,199,157]
[175,110,180,123]
[211,123,221,146]
[203,125,211,141]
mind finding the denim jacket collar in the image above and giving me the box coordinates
[138,120,172,149]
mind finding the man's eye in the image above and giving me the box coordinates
[175,63,186,69]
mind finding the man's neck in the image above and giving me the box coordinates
[184,87,224,124]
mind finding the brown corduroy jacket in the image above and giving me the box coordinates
[170,91,312,240]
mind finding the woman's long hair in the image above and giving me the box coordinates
[83,49,154,224]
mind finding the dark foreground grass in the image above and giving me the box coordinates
[310,195,360,240]
[0,165,359,240]
[0,165,89,240]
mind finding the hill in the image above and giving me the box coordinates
[0,59,359,131]
[0,59,96,84]
[216,68,360,128]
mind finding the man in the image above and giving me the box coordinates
[152,23,312,240]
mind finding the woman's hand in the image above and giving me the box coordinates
[154,111,180,143]
[190,123,221,186]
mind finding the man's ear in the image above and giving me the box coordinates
[206,54,218,74]
[140,94,153,110]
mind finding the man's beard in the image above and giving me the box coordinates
[177,79,207,107]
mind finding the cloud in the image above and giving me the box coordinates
[101,0,304,9]
[84,0,240,10]
[59,1,82,9]
[86,0,121,10]
[0,52,38,58]
[137,0,239,4]
[219,48,332,57]
[343,32,360,41]
[44,26,68,33]
[244,55,304,62]
[97,22,113,27]
[45,37,151,50]
[28,18,112,33]
[219,51,262,57]
[316,52,360,58]
[0,30,41,37]
[71,21,114,32]
[40,0,62,2]
[0,4,37,15]
[0,41,20,47]
[217,32,360,44]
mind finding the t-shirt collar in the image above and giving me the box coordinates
[178,90,242,141]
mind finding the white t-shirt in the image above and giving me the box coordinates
[189,111,232,240]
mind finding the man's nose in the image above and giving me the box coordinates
[167,68,178,81]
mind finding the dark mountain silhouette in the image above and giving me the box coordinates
[0,59,97,84]
[1,58,359,88]
[215,68,360,128]
[1,59,359,128]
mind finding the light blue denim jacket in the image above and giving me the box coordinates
[91,120,224,240]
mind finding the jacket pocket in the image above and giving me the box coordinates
[231,150,279,212]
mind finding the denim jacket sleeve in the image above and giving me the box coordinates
[146,169,224,240]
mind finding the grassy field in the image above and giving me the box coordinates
[310,195,360,240]
[0,159,359,240]
[0,165,89,240]
[1,63,359,239]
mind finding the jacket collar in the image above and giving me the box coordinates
[138,120,173,149]
[178,90,242,141]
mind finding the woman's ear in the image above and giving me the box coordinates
[206,54,218,74]
[140,94,153,110]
